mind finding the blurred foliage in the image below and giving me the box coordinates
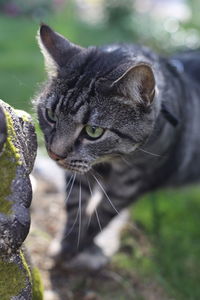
[102,0,200,52]
[112,185,200,299]
[0,0,57,18]
[1,0,200,111]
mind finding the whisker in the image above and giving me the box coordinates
[91,167,104,180]
[86,174,102,233]
[119,155,132,166]
[64,207,79,238]
[63,173,80,238]
[65,173,76,204]
[91,173,119,215]
[86,174,93,228]
[95,207,102,232]
[65,173,74,191]
[77,178,82,249]
[138,147,161,157]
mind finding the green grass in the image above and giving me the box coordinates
[0,4,81,112]
[0,16,43,111]
[117,186,200,299]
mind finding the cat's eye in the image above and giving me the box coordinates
[45,108,57,123]
[84,125,104,140]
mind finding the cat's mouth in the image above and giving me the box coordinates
[56,159,91,174]
[47,149,91,173]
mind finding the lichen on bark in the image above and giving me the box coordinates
[0,110,20,215]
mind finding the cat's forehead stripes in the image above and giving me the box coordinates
[48,47,134,117]
[55,75,96,117]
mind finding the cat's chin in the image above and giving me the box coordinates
[56,160,91,174]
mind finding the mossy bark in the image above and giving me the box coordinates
[0,109,20,215]
[0,99,43,299]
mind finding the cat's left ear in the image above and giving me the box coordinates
[37,24,83,76]
[113,63,156,106]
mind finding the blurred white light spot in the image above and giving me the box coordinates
[185,30,200,49]
[171,30,186,47]
[134,0,153,14]
[105,45,120,52]
[151,0,191,21]
[164,18,179,33]
[76,0,105,24]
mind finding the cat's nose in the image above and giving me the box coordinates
[48,149,65,161]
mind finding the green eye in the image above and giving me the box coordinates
[45,108,57,123]
[85,125,104,139]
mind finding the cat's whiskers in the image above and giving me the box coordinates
[66,173,75,191]
[137,147,162,157]
[91,167,104,180]
[86,174,93,229]
[94,207,102,232]
[91,172,119,215]
[86,174,102,233]
[119,155,132,166]
[64,206,80,238]
[65,173,76,204]
[77,178,82,249]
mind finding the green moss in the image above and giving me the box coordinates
[20,251,32,281]
[20,251,44,300]
[32,267,44,300]
[0,108,21,215]
[0,259,26,300]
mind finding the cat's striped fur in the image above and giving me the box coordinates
[35,25,200,263]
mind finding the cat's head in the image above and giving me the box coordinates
[36,25,158,173]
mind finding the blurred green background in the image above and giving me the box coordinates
[1,0,200,112]
[1,0,200,299]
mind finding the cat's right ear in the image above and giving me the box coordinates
[112,63,156,107]
[37,24,83,76]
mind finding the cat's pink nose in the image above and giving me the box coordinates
[48,150,64,161]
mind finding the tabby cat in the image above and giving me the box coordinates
[35,24,200,267]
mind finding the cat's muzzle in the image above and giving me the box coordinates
[48,149,90,173]
[57,159,90,174]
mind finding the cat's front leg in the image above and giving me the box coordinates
[56,172,94,262]
[84,168,142,246]
[64,169,143,271]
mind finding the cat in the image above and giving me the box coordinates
[35,24,200,268]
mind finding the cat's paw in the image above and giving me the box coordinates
[48,236,78,263]
[49,241,108,272]
[60,244,109,272]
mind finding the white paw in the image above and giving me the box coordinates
[61,245,109,271]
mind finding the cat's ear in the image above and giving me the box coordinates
[113,63,155,106]
[37,24,83,76]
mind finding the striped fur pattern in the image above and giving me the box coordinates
[35,25,200,260]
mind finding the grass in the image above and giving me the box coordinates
[114,186,200,299]
[0,16,43,111]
